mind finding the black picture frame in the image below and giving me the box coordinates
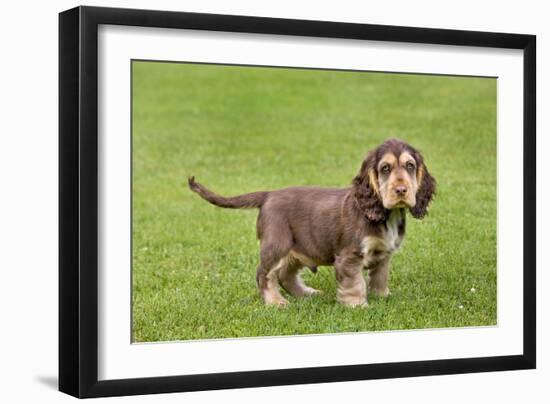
[59,5,536,399]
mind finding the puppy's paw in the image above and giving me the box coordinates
[338,296,368,308]
[349,301,369,308]
[369,286,391,298]
[303,287,322,296]
[380,288,391,298]
[264,295,289,307]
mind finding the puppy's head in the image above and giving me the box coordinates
[352,138,436,222]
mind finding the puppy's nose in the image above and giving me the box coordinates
[395,185,407,196]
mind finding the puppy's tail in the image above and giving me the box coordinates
[188,176,268,209]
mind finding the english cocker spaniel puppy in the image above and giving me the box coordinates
[188,138,436,307]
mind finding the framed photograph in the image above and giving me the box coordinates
[59,6,536,398]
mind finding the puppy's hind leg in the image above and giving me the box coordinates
[279,257,320,298]
[257,262,288,306]
[257,222,293,306]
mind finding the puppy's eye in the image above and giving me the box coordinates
[380,165,390,174]
[406,162,416,172]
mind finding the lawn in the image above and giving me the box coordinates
[132,61,497,342]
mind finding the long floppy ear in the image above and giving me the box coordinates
[352,152,386,222]
[409,161,436,219]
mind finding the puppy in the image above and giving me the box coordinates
[188,138,436,306]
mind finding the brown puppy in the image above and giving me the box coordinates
[188,138,436,307]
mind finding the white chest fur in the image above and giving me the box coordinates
[360,210,403,267]
[384,209,402,251]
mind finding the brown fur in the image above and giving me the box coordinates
[188,138,436,306]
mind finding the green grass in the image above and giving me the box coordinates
[132,61,497,342]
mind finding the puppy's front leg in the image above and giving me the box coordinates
[334,254,367,307]
[368,257,391,297]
